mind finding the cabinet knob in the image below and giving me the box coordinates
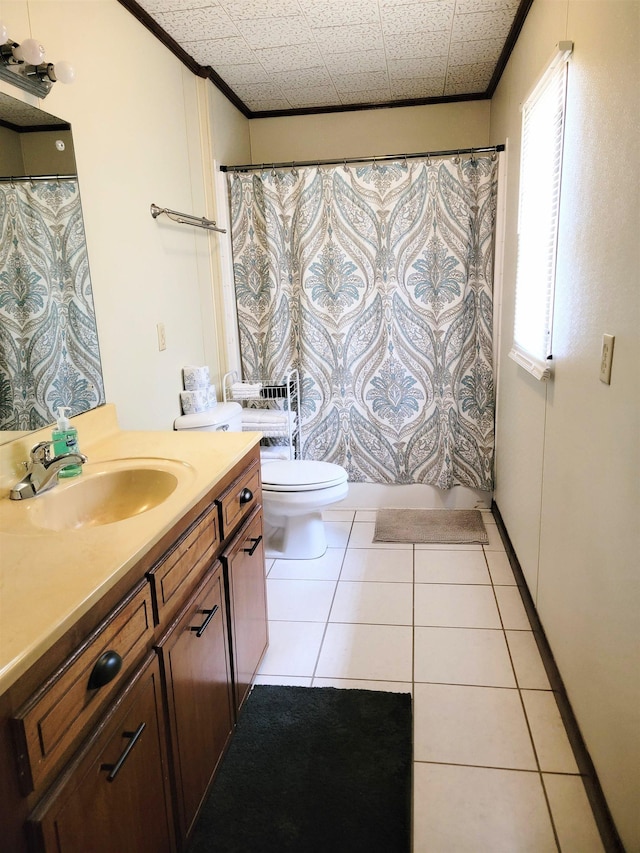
[239,487,253,505]
[88,650,123,690]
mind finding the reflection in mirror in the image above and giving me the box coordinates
[0,92,105,441]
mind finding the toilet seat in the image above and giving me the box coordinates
[261,460,347,492]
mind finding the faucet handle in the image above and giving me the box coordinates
[30,440,53,464]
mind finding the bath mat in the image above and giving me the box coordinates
[188,685,412,853]
[374,508,488,544]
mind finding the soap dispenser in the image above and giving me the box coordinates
[52,407,82,478]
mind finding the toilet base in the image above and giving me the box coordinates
[264,512,327,560]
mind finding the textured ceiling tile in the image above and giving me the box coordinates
[448,37,504,65]
[154,7,236,43]
[138,0,215,13]
[272,67,334,88]
[236,82,287,101]
[385,29,450,59]
[389,77,446,99]
[215,63,272,86]
[444,79,487,96]
[341,88,393,106]
[446,61,495,86]
[455,0,519,12]
[298,0,380,28]
[388,56,448,79]
[381,1,456,35]
[222,0,301,19]
[285,85,343,108]
[236,16,314,49]
[323,50,388,75]
[182,36,255,66]
[451,9,515,40]
[312,24,385,54]
[255,43,324,72]
[243,98,291,113]
[332,70,391,95]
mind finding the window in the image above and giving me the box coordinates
[509,41,573,381]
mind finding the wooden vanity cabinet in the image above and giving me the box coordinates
[156,561,233,841]
[0,445,267,853]
[222,507,269,711]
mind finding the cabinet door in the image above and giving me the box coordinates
[27,654,175,853]
[222,508,268,711]
[157,563,234,842]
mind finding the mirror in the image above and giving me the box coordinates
[0,92,105,444]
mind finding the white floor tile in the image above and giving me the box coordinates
[506,631,551,689]
[322,509,355,522]
[253,675,312,687]
[544,774,605,852]
[329,581,413,625]
[483,521,507,551]
[312,677,412,694]
[340,547,413,582]
[415,583,502,628]
[415,549,492,584]
[414,626,516,687]
[324,520,352,548]
[415,541,482,551]
[354,509,377,522]
[522,690,579,773]
[414,683,537,769]
[266,578,337,622]
[315,622,413,681]
[257,621,325,677]
[495,585,531,629]
[485,550,517,584]
[268,548,345,581]
[348,521,413,549]
[414,763,557,852]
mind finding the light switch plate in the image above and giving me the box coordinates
[599,334,614,384]
[157,322,167,352]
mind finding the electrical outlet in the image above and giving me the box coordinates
[157,322,167,352]
[599,334,614,384]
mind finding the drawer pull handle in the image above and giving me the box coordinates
[243,535,263,556]
[88,650,123,690]
[239,487,253,505]
[101,722,146,782]
[190,604,219,638]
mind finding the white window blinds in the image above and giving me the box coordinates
[509,42,573,381]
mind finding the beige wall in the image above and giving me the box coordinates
[21,129,75,174]
[0,125,24,174]
[248,100,491,165]
[0,0,250,433]
[490,2,640,849]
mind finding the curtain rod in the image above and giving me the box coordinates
[0,174,77,183]
[220,144,505,173]
[150,203,227,234]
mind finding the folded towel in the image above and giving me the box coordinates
[260,447,292,461]
[241,411,296,428]
[231,381,263,399]
[183,365,210,391]
[181,387,218,415]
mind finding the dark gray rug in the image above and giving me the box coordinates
[374,508,489,544]
[188,685,412,853]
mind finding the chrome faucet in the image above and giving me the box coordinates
[10,441,88,500]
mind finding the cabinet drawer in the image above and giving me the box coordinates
[218,461,260,540]
[12,581,154,795]
[148,503,219,622]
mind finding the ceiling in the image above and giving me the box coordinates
[121,0,532,118]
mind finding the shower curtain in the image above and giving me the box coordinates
[0,179,104,431]
[228,154,498,489]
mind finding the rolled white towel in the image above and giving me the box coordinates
[180,389,209,415]
[183,365,210,391]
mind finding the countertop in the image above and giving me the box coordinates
[0,405,261,694]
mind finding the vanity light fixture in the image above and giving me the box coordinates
[0,21,75,98]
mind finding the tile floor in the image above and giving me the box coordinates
[255,507,606,852]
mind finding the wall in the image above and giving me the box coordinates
[249,100,490,164]
[490,1,640,849]
[0,0,251,432]
[0,125,24,173]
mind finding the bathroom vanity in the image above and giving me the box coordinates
[0,406,268,852]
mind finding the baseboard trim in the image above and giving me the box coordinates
[491,500,626,853]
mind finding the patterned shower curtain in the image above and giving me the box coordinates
[228,155,498,489]
[0,179,104,431]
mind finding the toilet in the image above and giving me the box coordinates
[173,403,348,560]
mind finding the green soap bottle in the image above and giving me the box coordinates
[52,407,82,478]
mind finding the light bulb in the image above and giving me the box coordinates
[0,21,8,43]
[15,37,46,64]
[50,59,75,84]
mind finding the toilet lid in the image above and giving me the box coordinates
[261,460,348,492]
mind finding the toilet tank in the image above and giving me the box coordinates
[174,402,243,433]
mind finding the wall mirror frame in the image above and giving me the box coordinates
[0,91,105,446]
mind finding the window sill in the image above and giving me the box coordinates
[508,347,553,381]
